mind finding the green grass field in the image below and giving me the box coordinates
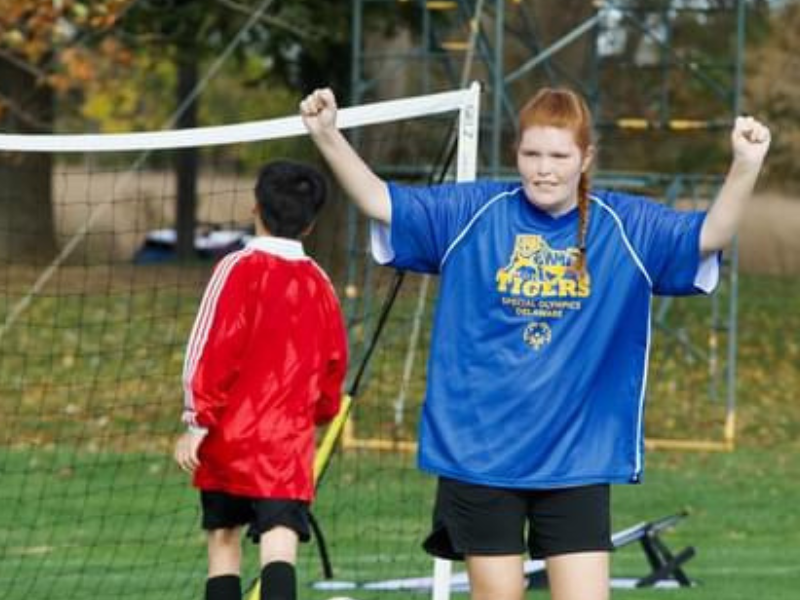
[1,447,798,599]
[1,270,798,599]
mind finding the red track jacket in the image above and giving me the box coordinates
[182,236,348,501]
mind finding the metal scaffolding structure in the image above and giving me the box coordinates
[350,0,747,169]
[348,0,750,449]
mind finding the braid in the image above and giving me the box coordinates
[573,172,591,275]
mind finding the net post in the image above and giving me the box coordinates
[432,558,454,600]
[456,81,481,182]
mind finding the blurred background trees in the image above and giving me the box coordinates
[0,0,797,261]
[0,0,351,260]
[745,0,800,190]
[0,0,131,260]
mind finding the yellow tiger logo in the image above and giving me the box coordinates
[501,234,579,282]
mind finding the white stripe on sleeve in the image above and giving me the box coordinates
[181,250,251,426]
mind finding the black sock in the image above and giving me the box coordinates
[205,574,241,600]
[260,561,296,600]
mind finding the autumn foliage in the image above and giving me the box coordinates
[746,0,800,189]
[0,0,132,118]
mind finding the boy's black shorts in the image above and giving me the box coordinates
[200,490,311,544]
[423,477,613,560]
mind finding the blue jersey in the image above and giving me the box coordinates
[371,180,719,488]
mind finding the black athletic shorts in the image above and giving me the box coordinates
[200,490,311,544]
[423,477,613,560]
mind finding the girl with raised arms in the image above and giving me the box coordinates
[301,87,769,600]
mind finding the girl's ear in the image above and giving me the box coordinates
[582,145,596,173]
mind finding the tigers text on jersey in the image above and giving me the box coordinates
[182,236,348,501]
[371,180,719,488]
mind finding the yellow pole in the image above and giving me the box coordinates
[244,395,354,600]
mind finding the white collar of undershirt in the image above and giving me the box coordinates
[246,236,307,260]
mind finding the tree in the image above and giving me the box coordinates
[745,0,800,191]
[1,0,352,263]
[0,0,132,262]
[120,0,352,260]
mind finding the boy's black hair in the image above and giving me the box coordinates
[254,160,327,239]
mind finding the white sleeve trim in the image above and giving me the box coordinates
[370,220,395,265]
[440,187,521,269]
[591,195,653,288]
[694,253,720,293]
[370,187,519,269]
[181,249,251,427]
[593,194,720,294]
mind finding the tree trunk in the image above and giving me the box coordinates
[0,56,56,263]
[174,52,198,262]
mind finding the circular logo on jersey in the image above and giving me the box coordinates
[523,322,552,350]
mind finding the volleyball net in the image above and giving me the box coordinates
[0,84,479,600]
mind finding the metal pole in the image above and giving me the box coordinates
[423,0,432,92]
[504,12,602,85]
[491,0,504,177]
[725,0,746,446]
[346,0,366,362]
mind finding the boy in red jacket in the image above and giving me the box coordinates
[174,160,348,600]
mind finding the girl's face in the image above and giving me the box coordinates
[516,125,593,216]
